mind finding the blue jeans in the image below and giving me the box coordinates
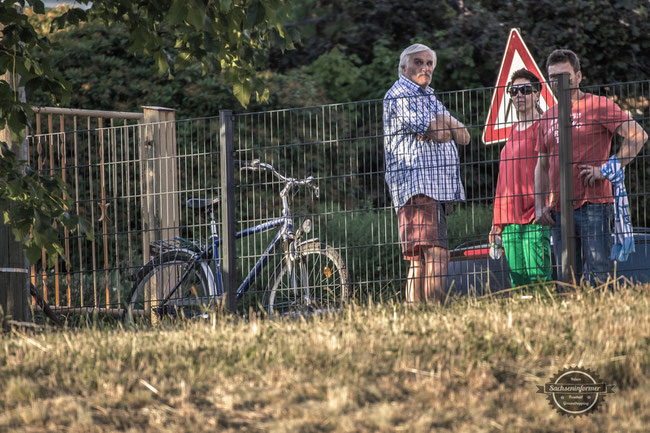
[551,203,613,284]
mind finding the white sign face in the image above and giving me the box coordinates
[482,29,557,145]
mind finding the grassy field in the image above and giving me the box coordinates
[1,285,648,432]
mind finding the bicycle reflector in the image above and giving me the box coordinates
[324,266,333,278]
[302,219,312,234]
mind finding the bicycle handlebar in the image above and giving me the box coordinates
[240,159,320,198]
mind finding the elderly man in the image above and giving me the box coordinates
[383,43,470,304]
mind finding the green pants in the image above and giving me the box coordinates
[502,223,552,287]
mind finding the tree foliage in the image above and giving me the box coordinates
[26,8,326,117]
[1,0,78,265]
[28,13,241,118]
[281,0,650,93]
[49,0,296,107]
[0,0,295,265]
[0,1,68,137]
[0,142,90,264]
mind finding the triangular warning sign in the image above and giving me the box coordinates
[482,28,556,145]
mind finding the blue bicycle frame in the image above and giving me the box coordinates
[207,215,294,300]
[155,161,319,310]
[156,214,296,309]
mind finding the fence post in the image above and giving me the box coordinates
[139,106,179,320]
[219,110,237,313]
[557,73,576,283]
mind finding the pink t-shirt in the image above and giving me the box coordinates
[536,93,631,211]
[493,121,539,226]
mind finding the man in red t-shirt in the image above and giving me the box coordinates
[534,49,648,283]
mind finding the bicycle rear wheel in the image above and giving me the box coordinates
[127,250,214,322]
[264,241,350,317]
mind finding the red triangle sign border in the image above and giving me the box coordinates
[482,28,557,145]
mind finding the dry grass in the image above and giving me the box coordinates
[1,285,649,432]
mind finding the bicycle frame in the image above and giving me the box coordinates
[157,214,299,309]
[209,214,296,300]
[155,161,318,310]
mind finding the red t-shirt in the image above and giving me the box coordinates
[536,93,631,211]
[493,121,539,226]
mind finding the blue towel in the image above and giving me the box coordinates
[600,155,635,262]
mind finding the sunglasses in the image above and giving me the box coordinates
[508,84,535,97]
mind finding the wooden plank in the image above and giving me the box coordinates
[139,107,179,320]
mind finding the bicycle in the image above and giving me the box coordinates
[126,160,350,320]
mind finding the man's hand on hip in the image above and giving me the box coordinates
[578,164,605,187]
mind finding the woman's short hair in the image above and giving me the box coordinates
[398,44,436,77]
[508,68,542,92]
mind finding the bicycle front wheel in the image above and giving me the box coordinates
[127,250,214,321]
[264,241,350,317]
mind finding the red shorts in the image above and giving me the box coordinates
[398,195,449,261]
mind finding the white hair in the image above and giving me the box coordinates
[398,44,437,77]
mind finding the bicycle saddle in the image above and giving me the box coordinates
[186,197,221,209]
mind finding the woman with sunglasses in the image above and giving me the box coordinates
[490,68,552,289]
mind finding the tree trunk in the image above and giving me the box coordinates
[1,7,32,321]
[0,95,31,322]
[0,213,31,322]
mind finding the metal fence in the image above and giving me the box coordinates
[26,77,650,316]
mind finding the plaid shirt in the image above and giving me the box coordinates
[383,75,465,213]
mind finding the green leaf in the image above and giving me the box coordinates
[256,86,270,103]
[233,80,252,107]
[78,217,95,242]
[167,0,188,26]
[186,3,205,31]
[25,244,41,265]
[175,51,194,69]
[247,2,259,27]
[219,0,232,12]
[154,51,169,75]
[31,0,46,14]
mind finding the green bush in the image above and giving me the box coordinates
[305,47,362,103]
[303,42,403,103]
